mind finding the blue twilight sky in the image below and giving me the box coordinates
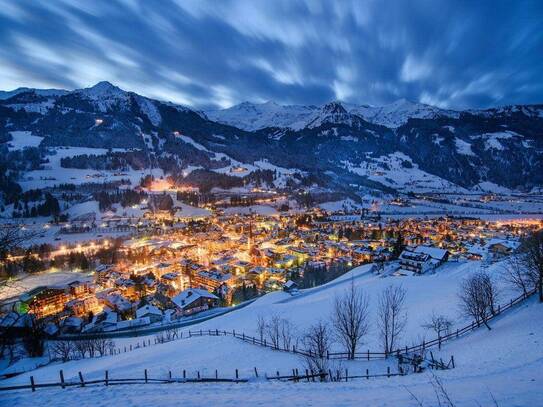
[0,0,542,109]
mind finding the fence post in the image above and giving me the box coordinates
[105,370,109,386]
[254,367,259,378]
[345,369,348,382]
[387,366,390,378]
[168,371,172,381]
[183,370,186,380]
[197,371,200,380]
[366,368,369,379]
[215,370,218,379]
[438,335,441,350]
[60,370,65,389]
[456,329,459,338]
[305,369,310,382]
[30,376,36,392]
[367,349,370,360]
[451,355,455,368]
[79,371,85,387]
[144,369,148,383]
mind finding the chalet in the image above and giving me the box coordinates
[136,304,163,323]
[82,311,118,332]
[172,288,219,316]
[399,245,449,274]
[486,239,520,260]
[283,280,299,294]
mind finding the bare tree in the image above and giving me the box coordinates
[0,224,39,262]
[93,336,115,357]
[503,255,532,296]
[378,285,407,355]
[332,281,370,359]
[0,312,22,363]
[519,231,543,302]
[458,271,498,330]
[50,341,75,362]
[256,314,266,342]
[164,327,180,341]
[279,318,295,350]
[73,339,95,359]
[265,315,295,350]
[302,321,332,374]
[266,315,282,349]
[422,312,453,338]
[21,316,45,357]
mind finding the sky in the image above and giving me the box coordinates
[0,0,542,110]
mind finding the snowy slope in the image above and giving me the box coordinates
[206,101,315,131]
[2,260,541,406]
[347,99,459,128]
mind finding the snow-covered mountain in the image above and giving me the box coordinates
[1,81,543,195]
[206,99,460,130]
[0,87,68,100]
[206,100,315,131]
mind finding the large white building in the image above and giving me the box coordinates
[399,245,449,274]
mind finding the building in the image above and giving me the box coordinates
[193,270,233,291]
[486,239,520,260]
[136,304,163,323]
[66,296,101,318]
[172,288,219,316]
[399,245,449,274]
[283,280,299,294]
[24,287,69,319]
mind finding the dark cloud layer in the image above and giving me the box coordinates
[0,0,542,109]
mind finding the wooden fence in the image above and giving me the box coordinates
[0,364,412,392]
[43,286,534,369]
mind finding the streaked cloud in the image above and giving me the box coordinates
[0,0,541,109]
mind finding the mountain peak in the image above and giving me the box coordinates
[320,101,347,115]
[78,81,125,99]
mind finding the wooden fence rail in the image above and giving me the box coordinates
[0,365,411,392]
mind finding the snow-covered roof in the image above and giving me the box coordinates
[136,304,162,318]
[172,288,218,309]
[411,245,449,261]
[486,238,520,251]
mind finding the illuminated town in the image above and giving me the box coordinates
[1,181,541,335]
[1,1,543,405]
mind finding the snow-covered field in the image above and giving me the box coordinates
[0,270,92,301]
[17,144,163,191]
[2,260,541,406]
